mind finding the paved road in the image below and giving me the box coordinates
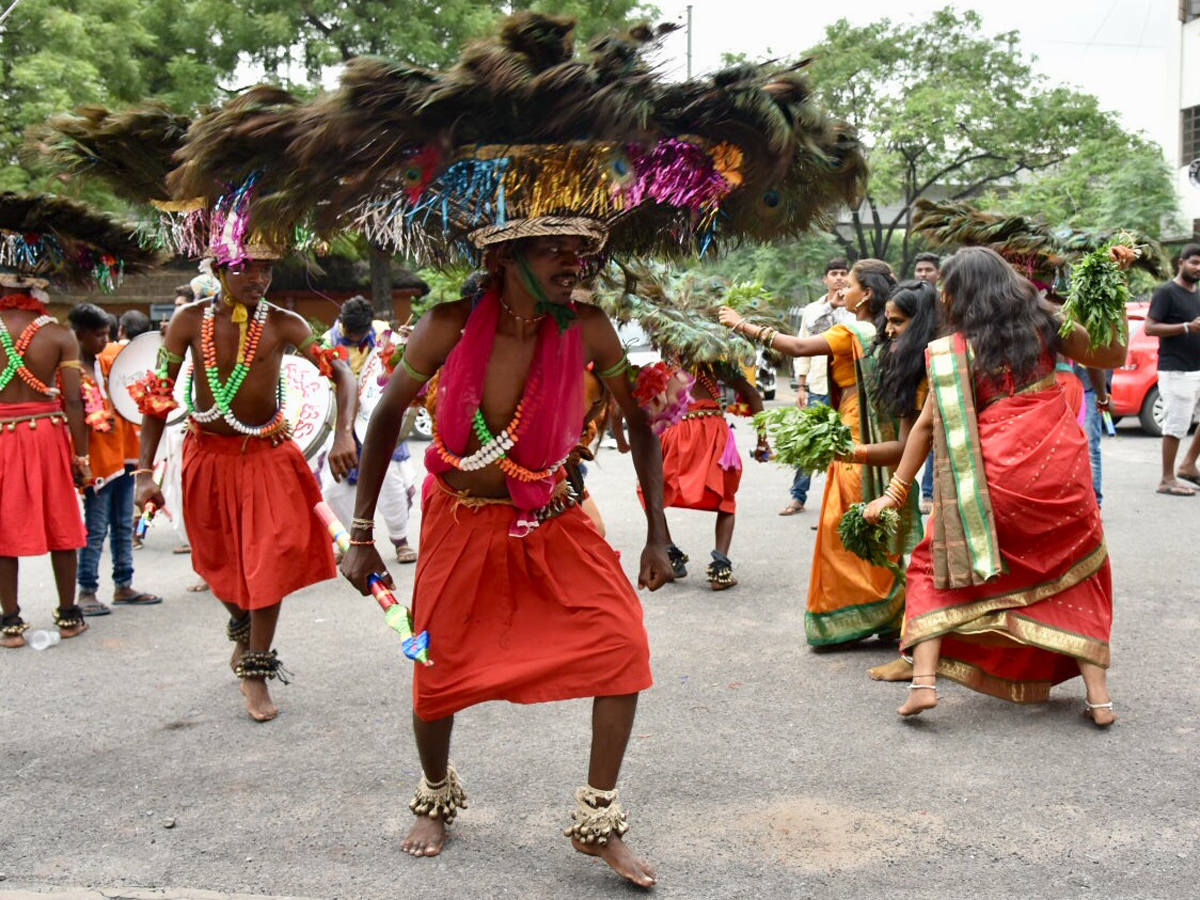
[2,399,1197,900]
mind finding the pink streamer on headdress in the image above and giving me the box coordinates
[624,139,735,212]
[425,288,584,536]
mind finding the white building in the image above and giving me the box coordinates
[1168,1,1200,239]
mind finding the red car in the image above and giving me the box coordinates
[1110,301,1164,436]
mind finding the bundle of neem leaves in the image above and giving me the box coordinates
[753,404,853,472]
[839,502,902,578]
[1058,236,1135,350]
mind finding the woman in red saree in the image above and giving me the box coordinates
[865,247,1128,726]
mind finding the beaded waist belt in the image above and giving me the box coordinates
[683,408,724,421]
[436,477,579,523]
[1,411,67,431]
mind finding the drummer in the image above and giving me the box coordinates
[133,241,358,723]
[68,303,162,616]
[320,295,421,564]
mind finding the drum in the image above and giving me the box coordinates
[354,349,387,443]
[280,355,336,459]
[107,332,172,424]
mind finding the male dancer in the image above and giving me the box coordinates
[135,248,357,721]
[0,274,91,646]
[320,295,417,563]
[342,221,672,887]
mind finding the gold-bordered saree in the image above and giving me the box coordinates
[805,322,922,646]
[902,334,1112,703]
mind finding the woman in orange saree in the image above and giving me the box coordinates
[865,247,1128,726]
[722,260,921,646]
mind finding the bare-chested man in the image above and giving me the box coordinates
[342,222,672,887]
[0,276,90,647]
[135,250,357,721]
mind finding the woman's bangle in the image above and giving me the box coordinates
[351,517,375,531]
[132,467,155,476]
[849,445,868,465]
[883,474,910,506]
[72,454,90,466]
[347,537,375,547]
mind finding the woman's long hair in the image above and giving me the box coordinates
[850,258,896,330]
[871,279,940,418]
[940,247,1058,382]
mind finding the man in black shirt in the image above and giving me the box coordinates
[1145,243,1200,495]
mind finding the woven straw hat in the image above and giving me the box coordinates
[469,216,608,253]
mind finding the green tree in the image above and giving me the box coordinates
[980,137,1180,240]
[802,7,1150,274]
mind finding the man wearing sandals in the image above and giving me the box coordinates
[342,219,672,888]
[68,304,163,616]
[1145,243,1200,496]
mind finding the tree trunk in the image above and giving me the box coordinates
[368,244,392,318]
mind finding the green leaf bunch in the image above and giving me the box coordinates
[753,404,853,472]
[838,502,902,578]
[1058,236,1133,350]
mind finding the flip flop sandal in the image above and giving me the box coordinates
[78,599,111,617]
[395,545,418,564]
[112,591,163,605]
[1176,473,1200,488]
[779,502,804,516]
[1156,484,1195,496]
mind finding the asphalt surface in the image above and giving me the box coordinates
[1,388,1197,900]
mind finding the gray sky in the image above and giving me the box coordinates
[651,1,1172,145]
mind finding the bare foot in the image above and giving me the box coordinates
[186,580,210,593]
[869,657,914,682]
[401,815,447,857]
[1,632,26,649]
[239,678,278,722]
[229,640,248,674]
[1084,699,1117,728]
[898,678,938,717]
[572,834,658,888]
[58,619,89,640]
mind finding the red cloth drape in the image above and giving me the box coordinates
[182,430,335,609]
[0,401,86,555]
[410,474,652,721]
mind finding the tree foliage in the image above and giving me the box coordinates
[801,7,1172,273]
[2,0,654,195]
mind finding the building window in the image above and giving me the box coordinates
[1182,0,1200,22]
[1184,106,1200,164]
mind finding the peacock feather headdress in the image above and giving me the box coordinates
[912,199,1170,285]
[0,192,161,291]
[161,12,866,267]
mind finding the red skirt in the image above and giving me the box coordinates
[410,475,653,721]
[643,409,740,514]
[903,387,1112,703]
[182,429,335,609]
[0,402,86,555]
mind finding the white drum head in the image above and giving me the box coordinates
[107,332,163,424]
[281,355,336,459]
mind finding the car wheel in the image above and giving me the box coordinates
[1138,385,1163,437]
[411,407,434,441]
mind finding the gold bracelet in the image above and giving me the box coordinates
[72,454,90,466]
[347,537,375,547]
[132,467,155,476]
